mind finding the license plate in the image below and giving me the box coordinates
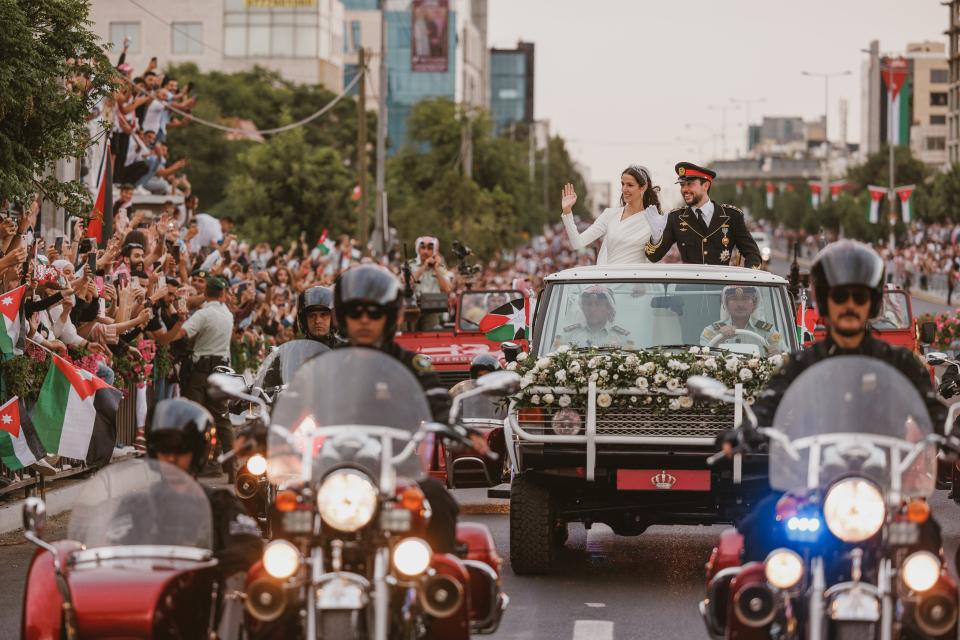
[616,469,711,491]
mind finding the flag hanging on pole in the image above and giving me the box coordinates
[882,58,911,146]
[867,186,888,224]
[809,182,822,209]
[0,396,39,470]
[777,182,786,194]
[735,180,744,196]
[895,185,915,224]
[86,143,110,243]
[0,284,27,356]
[830,181,847,201]
[765,182,775,209]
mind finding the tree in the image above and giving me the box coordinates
[0,0,114,213]
[930,163,960,223]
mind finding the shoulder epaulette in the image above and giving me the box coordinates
[611,325,630,335]
[669,206,685,214]
[563,323,582,332]
[755,320,773,331]
[712,321,726,330]
[720,203,744,214]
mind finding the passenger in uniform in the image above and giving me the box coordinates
[553,285,633,349]
[700,285,782,354]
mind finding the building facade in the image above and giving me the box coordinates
[90,0,345,90]
[490,42,534,136]
[906,41,949,168]
[948,1,960,164]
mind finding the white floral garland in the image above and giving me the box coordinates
[508,346,780,412]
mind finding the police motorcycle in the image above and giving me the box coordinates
[694,357,960,640]
[20,460,230,638]
[210,347,512,639]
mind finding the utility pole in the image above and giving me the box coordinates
[709,103,740,159]
[729,97,765,158]
[541,120,550,214]
[461,106,473,178]
[374,1,388,256]
[528,121,535,182]
[887,68,897,250]
[357,48,369,253]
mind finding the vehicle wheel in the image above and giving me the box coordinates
[320,610,365,640]
[509,475,555,575]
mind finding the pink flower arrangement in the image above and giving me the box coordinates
[137,339,157,363]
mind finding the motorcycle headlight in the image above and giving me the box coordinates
[246,453,267,476]
[552,407,582,436]
[317,470,378,532]
[902,551,941,592]
[764,548,804,589]
[823,478,885,542]
[263,540,301,579]
[392,537,432,577]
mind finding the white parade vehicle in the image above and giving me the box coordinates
[500,264,799,575]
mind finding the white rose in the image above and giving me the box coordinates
[597,392,612,408]
[669,398,681,411]
[516,351,529,362]
[555,370,567,383]
[666,378,680,391]
[556,345,570,354]
[644,396,653,405]
[537,357,552,369]
[558,394,571,407]
[690,346,701,354]
[520,374,534,388]
[543,393,555,405]
[635,377,649,389]
[589,372,599,381]
[725,358,740,372]
[569,361,582,374]
[599,369,609,378]
[642,362,656,375]
[679,396,694,409]
[768,355,783,369]
[747,358,760,368]
[739,367,754,381]
[613,374,619,380]
[654,372,668,385]
[630,396,638,403]
[530,394,541,405]
[587,358,598,369]
[625,355,639,366]
[507,361,518,370]
[704,357,718,370]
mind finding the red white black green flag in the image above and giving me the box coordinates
[479,298,527,342]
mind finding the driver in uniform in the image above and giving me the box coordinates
[553,286,633,349]
[699,285,782,354]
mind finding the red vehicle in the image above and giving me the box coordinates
[434,380,510,489]
[21,460,241,639]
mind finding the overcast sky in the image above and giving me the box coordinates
[487,0,946,210]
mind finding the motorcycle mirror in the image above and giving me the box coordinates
[208,372,247,400]
[501,341,521,363]
[926,352,949,366]
[686,375,729,401]
[22,496,47,539]
[476,371,521,396]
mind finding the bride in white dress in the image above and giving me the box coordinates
[561,165,667,265]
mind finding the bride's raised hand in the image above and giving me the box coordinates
[561,183,578,214]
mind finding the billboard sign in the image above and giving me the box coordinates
[411,0,449,72]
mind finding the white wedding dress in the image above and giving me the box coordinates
[561,205,662,265]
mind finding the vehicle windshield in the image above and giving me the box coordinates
[252,339,330,391]
[537,281,793,356]
[769,356,936,497]
[68,459,212,549]
[874,290,912,330]
[268,348,432,487]
[454,380,509,422]
[459,289,524,330]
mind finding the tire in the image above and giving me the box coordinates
[320,610,365,640]
[509,474,555,575]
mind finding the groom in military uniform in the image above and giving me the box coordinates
[645,162,762,268]
[700,286,783,354]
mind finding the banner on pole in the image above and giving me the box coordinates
[881,57,911,146]
[808,182,822,209]
[765,182,775,210]
[895,185,915,224]
[867,186,888,224]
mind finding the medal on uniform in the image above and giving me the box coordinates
[721,226,730,247]
[720,249,730,262]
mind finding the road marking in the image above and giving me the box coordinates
[585,602,606,608]
[573,620,613,640]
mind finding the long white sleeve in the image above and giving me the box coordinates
[562,209,611,250]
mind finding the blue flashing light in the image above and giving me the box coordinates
[787,516,821,533]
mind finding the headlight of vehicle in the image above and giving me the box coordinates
[552,407,582,436]
[902,551,941,592]
[392,537,432,576]
[246,453,267,476]
[263,540,301,579]
[823,478,885,542]
[317,470,378,532]
[764,548,804,589]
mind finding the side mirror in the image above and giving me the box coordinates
[207,372,247,401]
[686,375,729,401]
[501,342,521,363]
[926,352,949,366]
[23,497,47,539]
[476,371,521,396]
[919,321,937,346]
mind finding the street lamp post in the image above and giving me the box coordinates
[684,123,719,160]
[729,97,765,157]
[801,70,851,229]
[708,104,741,159]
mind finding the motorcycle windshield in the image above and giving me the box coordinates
[456,381,508,421]
[268,348,432,486]
[252,340,330,391]
[769,356,936,497]
[67,459,213,549]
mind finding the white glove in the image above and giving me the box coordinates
[643,207,668,242]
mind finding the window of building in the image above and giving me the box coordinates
[109,22,141,54]
[932,114,947,125]
[932,68,949,83]
[931,92,949,107]
[223,4,322,59]
[171,22,203,55]
[350,20,361,52]
[927,136,946,151]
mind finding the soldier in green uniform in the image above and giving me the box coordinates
[700,285,783,354]
[553,286,634,349]
[644,162,762,268]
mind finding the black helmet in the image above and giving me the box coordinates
[146,398,215,475]
[334,265,403,341]
[470,353,501,379]
[297,285,335,337]
[810,240,885,318]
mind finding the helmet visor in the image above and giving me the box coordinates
[817,245,885,290]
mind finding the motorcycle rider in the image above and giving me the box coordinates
[296,285,347,348]
[146,398,263,576]
[721,240,948,561]
[449,353,502,397]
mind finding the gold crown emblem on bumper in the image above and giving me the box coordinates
[651,470,677,490]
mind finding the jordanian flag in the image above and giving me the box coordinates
[479,298,527,342]
[0,397,39,470]
[0,284,26,356]
[33,355,122,468]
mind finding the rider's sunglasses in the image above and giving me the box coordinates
[829,286,871,306]
[343,302,386,320]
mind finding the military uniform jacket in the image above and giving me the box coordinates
[699,319,784,354]
[645,201,762,268]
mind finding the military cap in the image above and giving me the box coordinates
[205,275,228,292]
[675,161,717,183]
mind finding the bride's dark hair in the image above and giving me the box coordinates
[621,165,661,212]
